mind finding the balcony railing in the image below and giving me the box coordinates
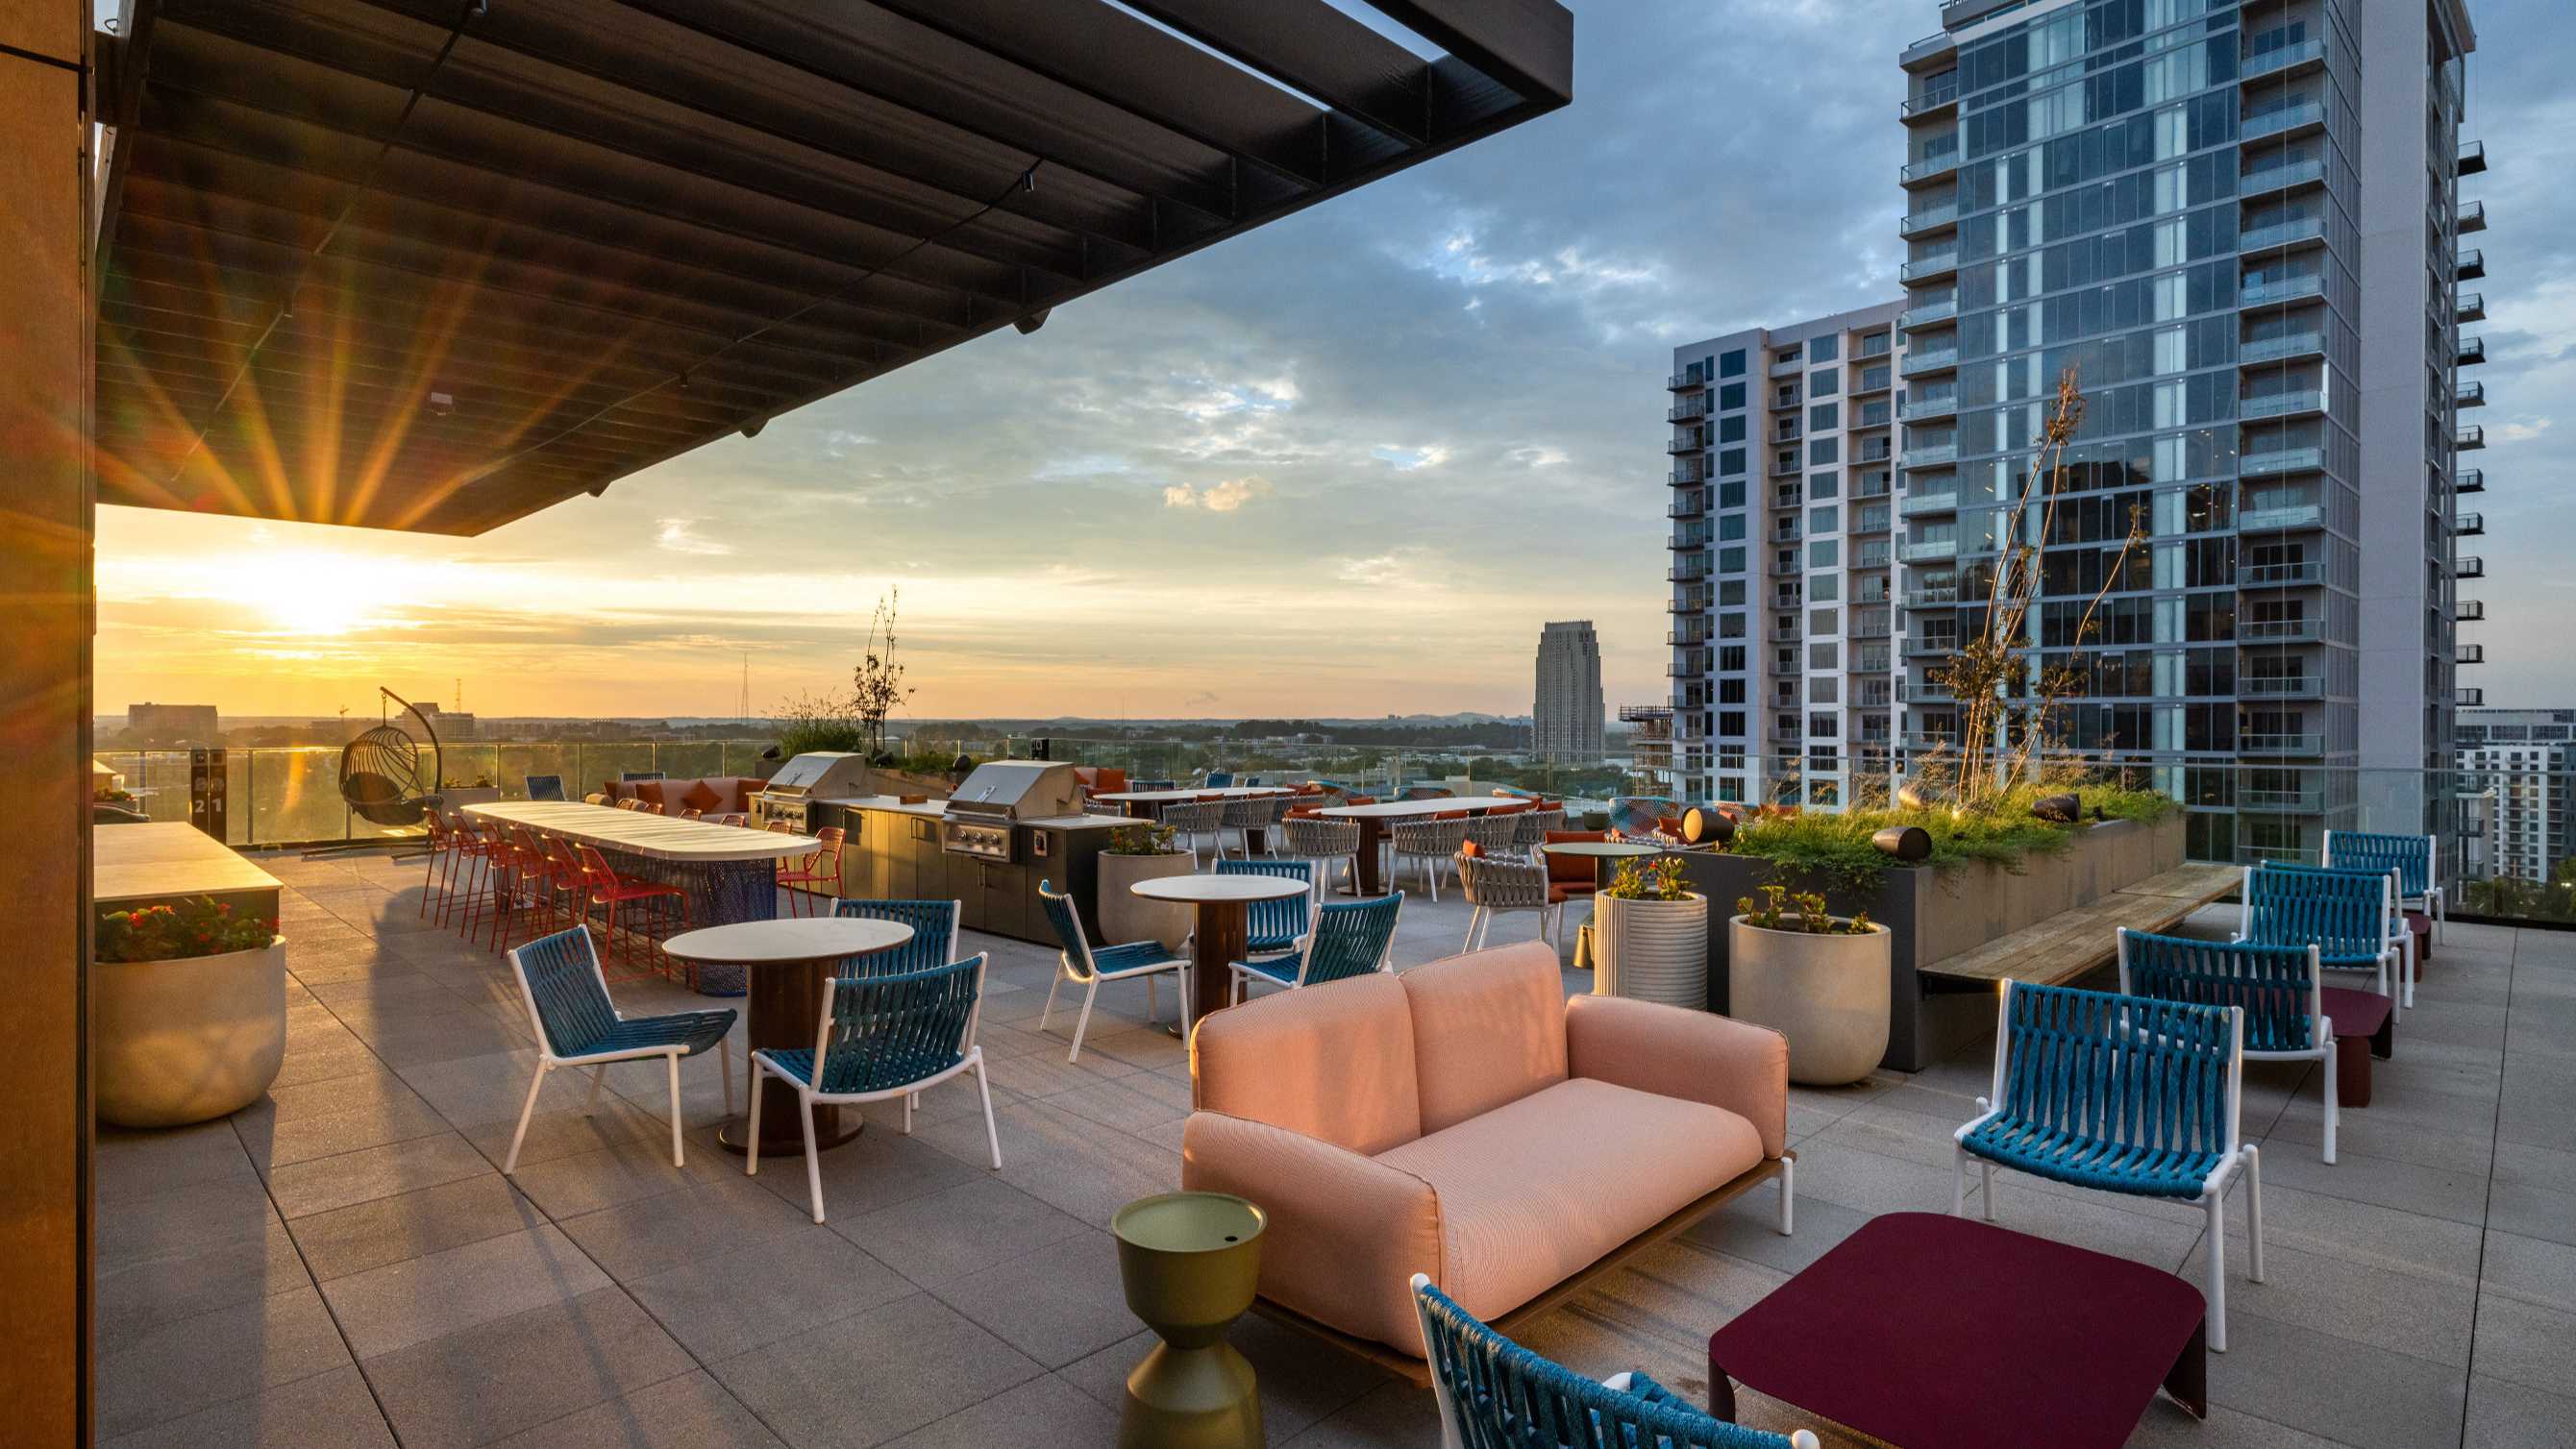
[2459,140,2486,175]
[2456,381,2486,408]
[2459,336,2487,366]
[1669,371,1708,391]
[1899,204,1959,236]
[1901,347,1959,375]
[2239,617,2321,642]
[2240,389,2324,421]
[2456,510,2485,535]
[2239,216,2325,252]
[2240,37,2325,81]
[1900,251,1961,282]
[2457,468,2485,492]
[1900,489,1960,516]
[2241,332,2323,365]
[1898,299,1958,329]
[1899,682,1952,703]
[1903,81,1961,117]
[2242,446,2323,476]
[2242,276,2325,307]
[2459,200,2487,233]
[2458,292,2485,323]
[2458,599,2486,621]
[1903,587,1960,608]
[1670,491,1708,519]
[2459,686,2485,706]
[2457,248,2486,280]
[1906,444,1959,467]
[2457,554,2486,577]
[2240,733,2324,755]
[2459,643,2486,664]
[2242,676,2320,699]
[1667,400,1709,423]
[1902,150,1962,184]
[2242,101,2325,142]
[2240,559,2322,586]
[2238,787,2323,812]
[1905,391,1958,421]
[2242,159,2326,196]
[2457,426,2485,451]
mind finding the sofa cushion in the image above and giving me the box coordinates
[680,779,727,814]
[1399,942,1568,1134]
[1191,970,1422,1155]
[1374,1077,1763,1325]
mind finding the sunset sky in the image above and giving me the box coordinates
[95,0,2576,724]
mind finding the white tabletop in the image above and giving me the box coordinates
[1128,873,1308,904]
[661,916,913,964]
[462,800,818,862]
[1317,798,1532,821]
[1093,788,1294,802]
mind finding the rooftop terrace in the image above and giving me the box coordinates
[95,850,2576,1448]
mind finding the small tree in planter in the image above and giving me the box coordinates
[1728,884,1891,1087]
[94,898,286,1127]
[1593,855,1708,1009]
[1098,822,1195,951]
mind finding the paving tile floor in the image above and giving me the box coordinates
[93,847,2576,1447]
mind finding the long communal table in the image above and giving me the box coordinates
[1918,862,2242,988]
[1313,797,1538,896]
[462,801,821,995]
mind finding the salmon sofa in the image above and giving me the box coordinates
[1180,941,1791,1368]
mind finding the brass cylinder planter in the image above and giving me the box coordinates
[1111,1191,1267,1448]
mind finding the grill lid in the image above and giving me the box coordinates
[762,752,872,798]
[946,761,1080,821]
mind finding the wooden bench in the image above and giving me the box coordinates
[1920,863,2242,989]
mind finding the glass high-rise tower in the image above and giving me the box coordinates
[1894,0,2484,865]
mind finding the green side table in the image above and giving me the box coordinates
[1111,1191,1268,1448]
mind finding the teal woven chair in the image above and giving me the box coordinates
[1216,858,1313,960]
[503,926,736,1174]
[2119,928,2345,1163]
[1228,892,1400,1005]
[831,897,960,976]
[1411,1274,1818,1449]
[2324,828,2444,942]
[1954,982,2263,1349]
[747,953,999,1223]
[1036,880,1189,1062]
[2236,862,2410,1016]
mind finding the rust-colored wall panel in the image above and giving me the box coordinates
[0,2,94,1442]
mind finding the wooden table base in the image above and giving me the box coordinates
[1188,899,1250,1031]
[714,952,862,1155]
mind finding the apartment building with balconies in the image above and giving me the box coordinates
[2456,709,2576,886]
[1894,0,2483,866]
[1667,302,1904,807]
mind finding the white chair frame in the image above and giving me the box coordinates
[746,954,1001,1224]
[502,930,733,1175]
[2119,929,2338,1164]
[1040,886,1192,1062]
[1951,985,2264,1351]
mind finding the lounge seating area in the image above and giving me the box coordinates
[90,842,2573,1448]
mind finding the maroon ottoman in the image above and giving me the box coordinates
[2323,984,2394,1108]
[1706,1213,2203,1449]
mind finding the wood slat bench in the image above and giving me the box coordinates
[1921,863,2242,988]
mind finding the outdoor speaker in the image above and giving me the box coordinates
[2032,793,2081,823]
[1873,824,1932,861]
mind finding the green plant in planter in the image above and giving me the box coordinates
[96,897,279,963]
[1106,822,1181,856]
[1734,884,1873,936]
[1600,855,1692,901]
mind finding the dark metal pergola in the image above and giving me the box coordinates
[91,0,1572,535]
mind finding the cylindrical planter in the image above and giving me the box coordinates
[1727,917,1891,1086]
[1101,851,1197,950]
[1594,893,1709,1009]
[94,938,287,1128]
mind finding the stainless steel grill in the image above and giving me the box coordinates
[752,751,875,831]
[943,761,1082,861]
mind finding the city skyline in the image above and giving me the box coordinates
[94,0,2572,723]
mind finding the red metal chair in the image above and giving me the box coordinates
[716,813,748,827]
[455,818,513,943]
[775,826,846,917]
[572,843,690,979]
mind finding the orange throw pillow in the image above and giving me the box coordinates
[681,779,726,814]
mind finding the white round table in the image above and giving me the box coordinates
[1129,874,1308,1030]
[662,917,913,1154]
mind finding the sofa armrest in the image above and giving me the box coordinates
[1564,995,1789,1159]
[1181,1111,1444,1357]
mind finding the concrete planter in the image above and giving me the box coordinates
[1101,851,1197,950]
[1594,893,1709,1009]
[94,938,286,1128]
[1727,917,1892,1086]
[1674,814,2186,1069]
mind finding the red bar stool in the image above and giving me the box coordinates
[775,826,846,918]
[572,844,691,980]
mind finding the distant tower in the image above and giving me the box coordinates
[1533,622,1605,762]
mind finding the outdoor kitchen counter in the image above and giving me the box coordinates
[816,798,1129,946]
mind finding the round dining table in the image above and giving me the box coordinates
[1537,840,1665,861]
[1128,872,1308,1033]
[661,916,912,1155]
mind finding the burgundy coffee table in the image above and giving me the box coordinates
[1706,1213,2204,1449]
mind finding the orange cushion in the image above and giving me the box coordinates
[1399,942,1568,1134]
[681,779,726,814]
[1459,839,1483,858]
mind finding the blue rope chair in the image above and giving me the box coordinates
[2119,928,2343,1164]
[2324,828,2443,941]
[1202,771,1235,787]
[1216,859,1312,958]
[503,926,736,1173]
[1411,1274,1817,1449]
[747,953,999,1223]
[2236,862,2411,1015]
[1036,880,1189,1062]
[523,774,566,801]
[1953,982,2263,1350]
[1229,893,1400,1004]
[831,897,960,977]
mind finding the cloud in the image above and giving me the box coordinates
[1372,445,1450,472]
[2496,418,2553,444]
[654,518,732,556]
[1162,477,1272,512]
[1507,444,1570,468]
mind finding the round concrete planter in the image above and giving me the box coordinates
[1726,916,1891,1086]
[1594,893,1709,1009]
[1100,851,1197,951]
[94,938,287,1128]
